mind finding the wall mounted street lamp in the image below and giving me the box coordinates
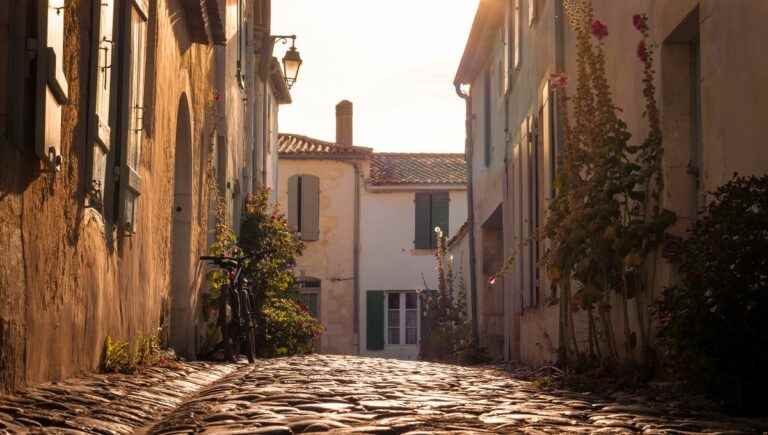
[272,35,302,89]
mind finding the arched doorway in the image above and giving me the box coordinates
[170,94,195,358]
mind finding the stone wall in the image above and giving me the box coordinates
[0,0,218,390]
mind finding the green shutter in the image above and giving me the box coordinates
[414,193,431,249]
[431,192,450,248]
[366,291,385,351]
[301,175,320,241]
[287,175,299,232]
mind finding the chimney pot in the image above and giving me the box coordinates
[336,100,353,146]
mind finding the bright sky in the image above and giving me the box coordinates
[272,0,480,153]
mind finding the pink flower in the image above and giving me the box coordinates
[549,73,568,89]
[637,40,649,63]
[633,14,648,33]
[488,276,497,286]
[591,19,608,40]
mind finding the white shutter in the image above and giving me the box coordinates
[118,0,148,234]
[89,0,116,209]
[35,0,68,167]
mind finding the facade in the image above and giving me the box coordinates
[0,0,289,390]
[454,0,768,364]
[278,101,468,359]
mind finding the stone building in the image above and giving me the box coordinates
[0,0,291,390]
[278,101,467,358]
[453,0,768,364]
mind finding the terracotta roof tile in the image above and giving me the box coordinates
[370,153,467,186]
[278,133,372,158]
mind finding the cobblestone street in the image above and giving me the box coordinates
[2,355,767,434]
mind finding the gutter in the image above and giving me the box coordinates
[454,83,480,348]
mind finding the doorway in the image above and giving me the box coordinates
[170,94,195,358]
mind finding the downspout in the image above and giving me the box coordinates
[341,160,362,350]
[455,83,480,347]
[553,0,567,365]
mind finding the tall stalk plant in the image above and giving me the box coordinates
[544,0,674,367]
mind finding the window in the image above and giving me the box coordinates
[236,0,247,89]
[287,174,320,241]
[414,192,449,249]
[483,70,492,167]
[513,0,521,69]
[386,292,419,346]
[296,278,321,318]
[502,3,510,95]
[116,0,148,234]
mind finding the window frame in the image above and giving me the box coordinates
[385,292,420,346]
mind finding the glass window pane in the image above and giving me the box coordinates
[406,327,418,345]
[388,293,400,309]
[405,292,417,309]
[405,309,417,328]
[389,327,400,345]
[124,192,138,232]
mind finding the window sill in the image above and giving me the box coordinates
[410,248,436,256]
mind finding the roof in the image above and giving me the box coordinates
[370,153,467,186]
[454,0,505,86]
[447,221,469,249]
[278,133,373,159]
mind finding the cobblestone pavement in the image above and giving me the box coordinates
[3,355,767,434]
[0,362,237,434]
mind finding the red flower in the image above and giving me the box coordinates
[633,14,648,33]
[637,40,649,63]
[591,19,608,40]
[549,73,568,89]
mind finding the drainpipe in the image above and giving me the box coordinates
[554,0,567,365]
[341,160,362,351]
[455,83,480,347]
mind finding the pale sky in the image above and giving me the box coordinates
[272,0,480,153]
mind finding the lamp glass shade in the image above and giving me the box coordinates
[282,46,302,87]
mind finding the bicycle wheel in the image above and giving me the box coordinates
[220,286,235,362]
[244,324,257,363]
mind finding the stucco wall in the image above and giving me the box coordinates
[277,159,358,355]
[0,0,218,389]
[359,188,467,359]
[463,0,768,366]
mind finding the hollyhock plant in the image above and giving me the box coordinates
[633,14,649,34]
[591,19,608,40]
[637,40,648,63]
[550,73,568,89]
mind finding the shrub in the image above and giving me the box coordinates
[420,228,486,363]
[239,189,324,357]
[656,174,768,414]
[102,333,173,374]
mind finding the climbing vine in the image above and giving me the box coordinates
[543,0,675,366]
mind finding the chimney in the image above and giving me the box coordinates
[335,100,353,146]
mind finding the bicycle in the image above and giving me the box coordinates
[200,255,257,363]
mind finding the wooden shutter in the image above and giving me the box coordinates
[89,0,116,209]
[118,0,148,234]
[300,175,320,241]
[431,192,450,248]
[287,175,299,232]
[513,0,521,69]
[414,192,431,249]
[366,291,385,351]
[35,0,69,164]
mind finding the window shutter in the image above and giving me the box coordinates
[366,291,385,351]
[287,175,299,232]
[300,175,320,241]
[414,192,431,249]
[502,2,510,94]
[514,0,521,69]
[431,192,450,248]
[35,0,69,164]
[118,1,148,234]
[89,0,116,209]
